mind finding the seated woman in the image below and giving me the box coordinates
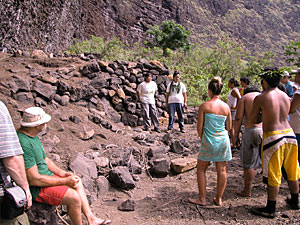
[189,77,232,206]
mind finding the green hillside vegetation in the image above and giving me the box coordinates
[66,35,274,105]
[66,20,292,105]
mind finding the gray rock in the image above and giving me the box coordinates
[99,98,121,123]
[97,176,111,196]
[100,119,113,129]
[150,157,171,177]
[35,97,47,107]
[27,201,59,225]
[129,158,142,174]
[121,112,138,127]
[69,153,98,179]
[106,66,114,74]
[90,76,107,90]
[69,115,81,124]
[81,61,100,76]
[126,102,136,114]
[82,175,96,200]
[12,75,31,92]
[32,80,57,100]
[79,128,95,140]
[170,140,184,153]
[108,166,135,190]
[118,199,136,211]
[57,80,70,95]
[15,92,34,104]
[147,146,167,158]
[60,95,70,106]
[94,156,109,167]
[162,133,172,145]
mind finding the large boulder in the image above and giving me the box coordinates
[171,158,197,173]
[108,166,135,190]
[69,153,98,179]
[32,80,57,100]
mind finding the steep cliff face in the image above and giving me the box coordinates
[1,0,299,62]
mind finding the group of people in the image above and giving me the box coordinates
[189,67,300,219]
[1,67,300,224]
[0,70,188,224]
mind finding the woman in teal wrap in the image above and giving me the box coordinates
[189,77,232,206]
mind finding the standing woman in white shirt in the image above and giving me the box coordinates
[227,78,241,149]
[137,73,161,132]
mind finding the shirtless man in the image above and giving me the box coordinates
[250,68,300,218]
[232,85,262,197]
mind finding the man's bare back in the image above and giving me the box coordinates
[239,92,262,128]
[251,88,291,132]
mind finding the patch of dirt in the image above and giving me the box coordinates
[92,124,300,225]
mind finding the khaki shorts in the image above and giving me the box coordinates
[240,127,262,169]
[0,196,30,225]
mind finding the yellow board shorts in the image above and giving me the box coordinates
[262,128,300,187]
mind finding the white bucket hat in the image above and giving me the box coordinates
[283,71,289,77]
[20,107,51,127]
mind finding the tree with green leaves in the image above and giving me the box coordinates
[285,40,300,66]
[145,20,191,56]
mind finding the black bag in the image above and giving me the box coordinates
[1,185,27,220]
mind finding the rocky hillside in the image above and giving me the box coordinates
[1,0,299,63]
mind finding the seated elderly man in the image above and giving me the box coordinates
[17,107,111,225]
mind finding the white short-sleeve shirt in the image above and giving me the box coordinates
[137,81,158,104]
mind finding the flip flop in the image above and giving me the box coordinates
[100,219,112,225]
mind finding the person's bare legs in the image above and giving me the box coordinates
[75,179,111,225]
[238,168,254,197]
[267,185,279,201]
[287,180,299,194]
[61,188,82,225]
[215,162,227,206]
[188,160,210,205]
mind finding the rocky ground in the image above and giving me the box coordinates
[0,52,299,224]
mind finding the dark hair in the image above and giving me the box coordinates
[228,78,240,87]
[145,73,152,78]
[240,77,250,85]
[260,67,281,88]
[208,77,223,95]
[173,70,180,76]
[244,85,260,95]
[277,83,287,93]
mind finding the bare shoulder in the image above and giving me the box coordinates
[253,92,265,102]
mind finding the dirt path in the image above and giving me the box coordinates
[91,124,300,225]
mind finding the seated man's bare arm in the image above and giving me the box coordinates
[45,157,70,177]
[26,165,79,188]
